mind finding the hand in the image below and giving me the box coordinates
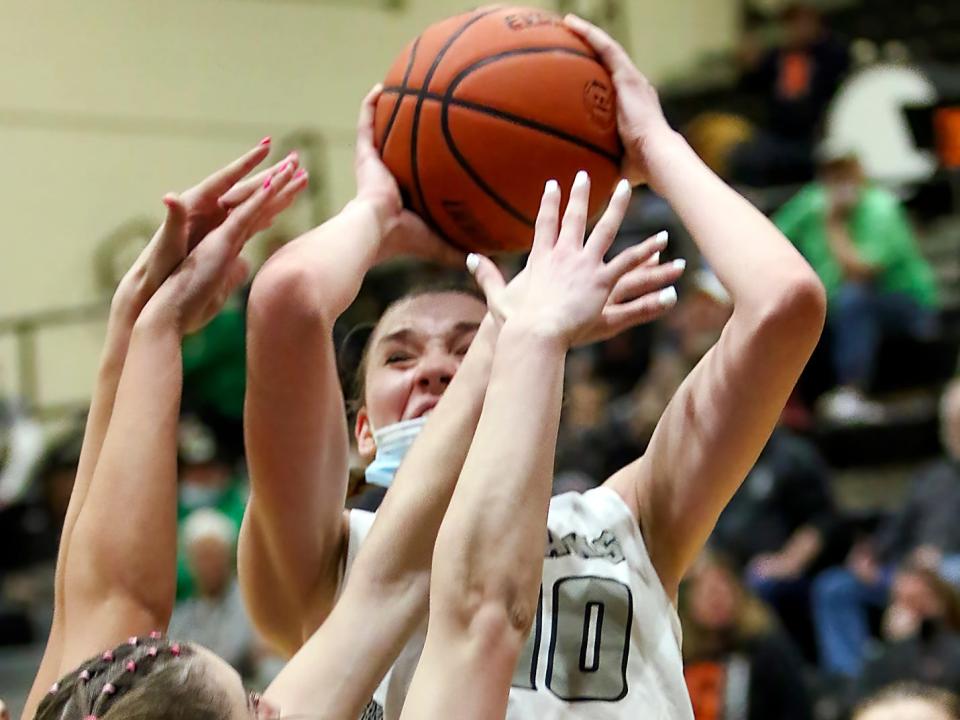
[353,85,463,267]
[911,545,944,571]
[564,15,675,187]
[750,552,803,580]
[471,230,682,346]
[471,171,673,347]
[117,139,307,318]
[144,162,298,335]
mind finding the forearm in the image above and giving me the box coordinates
[646,132,819,313]
[432,322,565,627]
[64,311,183,622]
[348,316,499,596]
[255,199,384,325]
[827,221,878,281]
[780,526,823,569]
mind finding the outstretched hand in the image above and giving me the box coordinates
[146,162,299,335]
[469,175,682,346]
[117,139,308,317]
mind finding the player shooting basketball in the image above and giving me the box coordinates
[240,13,826,720]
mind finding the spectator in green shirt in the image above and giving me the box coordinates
[774,150,938,422]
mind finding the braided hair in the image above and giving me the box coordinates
[34,635,230,720]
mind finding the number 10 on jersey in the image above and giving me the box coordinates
[512,575,633,702]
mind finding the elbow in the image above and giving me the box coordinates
[749,267,826,350]
[439,577,538,644]
[248,261,332,334]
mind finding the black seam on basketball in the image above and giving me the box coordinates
[440,93,535,228]
[379,35,421,154]
[384,86,621,166]
[410,8,499,233]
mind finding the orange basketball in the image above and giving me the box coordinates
[374,6,623,254]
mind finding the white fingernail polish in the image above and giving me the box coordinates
[616,178,631,196]
[672,258,686,271]
[649,251,660,265]
[546,179,559,193]
[659,286,677,307]
[655,230,669,245]
[466,253,480,274]
[574,170,589,187]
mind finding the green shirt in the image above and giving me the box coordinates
[774,184,938,307]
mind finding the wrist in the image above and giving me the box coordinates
[637,129,694,193]
[499,316,570,355]
[134,299,185,341]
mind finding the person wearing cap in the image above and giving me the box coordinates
[774,149,938,422]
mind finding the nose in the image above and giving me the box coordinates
[414,348,457,394]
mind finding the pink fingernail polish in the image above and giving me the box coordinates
[279,161,290,174]
[259,136,271,146]
[286,151,299,163]
[263,175,272,189]
[294,169,306,180]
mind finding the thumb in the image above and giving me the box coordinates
[161,193,188,235]
[466,253,504,300]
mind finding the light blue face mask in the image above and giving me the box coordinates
[364,416,429,488]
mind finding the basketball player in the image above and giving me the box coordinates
[240,12,826,720]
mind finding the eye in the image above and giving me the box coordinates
[386,352,413,364]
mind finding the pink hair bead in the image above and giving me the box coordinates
[128,636,139,646]
[146,646,158,658]
[149,630,162,639]
[170,643,181,656]
[102,650,113,661]
[49,682,59,694]
[84,715,97,720]
[79,670,91,682]
[102,683,116,695]
[126,661,137,673]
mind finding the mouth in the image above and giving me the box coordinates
[405,398,439,420]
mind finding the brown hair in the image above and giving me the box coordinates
[853,682,960,719]
[34,637,229,720]
[680,552,775,662]
[342,283,486,414]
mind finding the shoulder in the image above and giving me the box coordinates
[859,186,903,216]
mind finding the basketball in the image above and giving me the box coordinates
[374,6,623,254]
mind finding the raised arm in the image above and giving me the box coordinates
[566,16,827,597]
[22,143,299,715]
[237,86,465,655]
[22,159,301,720]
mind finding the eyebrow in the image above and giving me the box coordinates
[377,321,481,346]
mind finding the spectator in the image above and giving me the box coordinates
[175,417,247,600]
[812,379,960,677]
[712,424,839,659]
[775,150,938,422]
[0,698,9,720]
[853,683,960,720]
[681,553,813,720]
[0,395,44,507]
[856,565,960,701]
[168,508,254,672]
[733,2,850,185]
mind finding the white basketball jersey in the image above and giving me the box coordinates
[345,486,693,720]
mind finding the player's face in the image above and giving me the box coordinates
[355,292,486,458]
[192,644,280,719]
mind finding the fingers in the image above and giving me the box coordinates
[601,286,678,336]
[603,230,668,280]
[356,83,384,164]
[191,139,272,200]
[610,258,685,304]
[220,161,296,243]
[530,179,561,258]
[564,14,634,74]
[160,193,189,241]
[251,168,310,234]
[557,170,591,250]
[218,152,300,209]
[585,179,631,259]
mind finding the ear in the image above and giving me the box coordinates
[355,408,377,461]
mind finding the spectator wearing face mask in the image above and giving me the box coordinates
[175,417,247,600]
[169,508,255,672]
[774,149,939,423]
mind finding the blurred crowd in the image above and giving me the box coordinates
[4,0,960,718]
